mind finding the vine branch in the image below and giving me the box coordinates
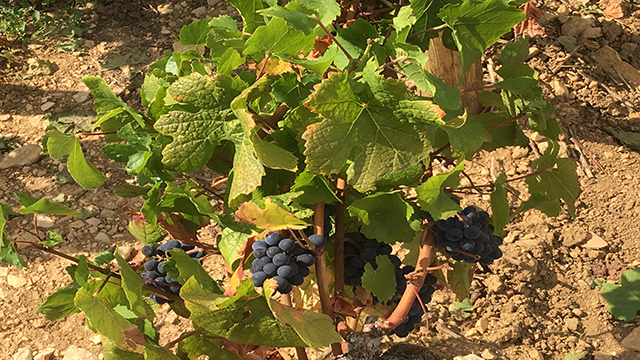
[407,23,448,39]
[313,16,353,63]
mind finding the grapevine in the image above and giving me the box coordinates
[0,0,582,358]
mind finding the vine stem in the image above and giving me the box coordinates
[333,178,347,296]
[313,16,353,63]
[164,327,206,349]
[485,114,525,131]
[380,226,436,332]
[281,293,309,360]
[406,23,448,39]
[455,169,550,190]
[313,202,342,356]
[93,274,112,297]
[256,52,270,79]
[350,55,406,82]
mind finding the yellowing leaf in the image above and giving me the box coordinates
[234,198,309,230]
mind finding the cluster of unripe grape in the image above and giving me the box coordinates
[140,240,204,304]
[432,206,504,265]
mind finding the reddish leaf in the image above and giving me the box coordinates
[513,1,547,38]
[332,295,358,317]
[603,2,624,19]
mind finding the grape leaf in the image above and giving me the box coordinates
[475,110,530,151]
[291,171,340,205]
[333,18,378,69]
[259,4,317,35]
[74,288,145,353]
[243,17,315,62]
[103,339,145,360]
[165,249,224,294]
[601,267,640,321]
[19,197,81,217]
[0,203,26,268]
[228,137,265,204]
[15,192,38,207]
[46,129,107,190]
[263,280,342,348]
[347,192,415,244]
[298,0,340,26]
[114,252,156,320]
[525,141,578,218]
[490,173,509,236]
[94,251,116,266]
[416,161,464,220]
[303,72,430,192]
[227,0,266,33]
[177,332,241,360]
[74,255,89,288]
[218,225,256,270]
[441,112,492,159]
[438,0,525,75]
[361,255,398,304]
[182,277,307,347]
[499,36,530,66]
[234,198,309,230]
[128,214,167,245]
[216,48,245,76]
[42,231,63,247]
[446,261,474,301]
[37,286,80,321]
[179,18,211,46]
[144,342,180,360]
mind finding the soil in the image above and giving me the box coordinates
[0,1,639,360]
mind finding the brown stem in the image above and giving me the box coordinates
[407,23,448,39]
[485,114,525,131]
[460,171,483,195]
[93,274,112,297]
[164,327,206,349]
[313,16,353,63]
[281,294,309,360]
[504,169,549,183]
[454,249,480,260]
[257,52,270,80]
[313,203,342,356]
[333,178,347,296]
[380,227,436,332]
[6,220,40,238]
[431,143,451,157]
[266,103,288,129]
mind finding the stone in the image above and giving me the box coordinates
[562,226,589,247]
[34,348,55,360]
[475,318,489,334]
[551,79,570,99]
[86,217,101,226]
[91,334,102,344]
[592,352,612,360]
[561,16,597,38]
[528,349,544,360]
[41,101,55,111]
[620,326,640,350]
[73,91,90,103]
[0,114,11,121]
[69,220,85,229]
[95,232,110,242]
[99,209,116,218]
[621,43,638,54]
[593,46,640,90]
[565,317,580,331]
[454,355,483,360]
[0,144,42,169]
[484,274,503,293]
[36,214,56,228]
[7,274,28,287]
[117,245,134,260]
[62,345,96,360]
[583,233,608,249]
[207,0,221,6]
[12,346,32,360]
[191,6,206,17]
[512,146,529,159]
[481,349,496,360]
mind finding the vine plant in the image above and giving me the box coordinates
[0,0,579,359]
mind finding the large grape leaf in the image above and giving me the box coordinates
[303,72,430,192]
[243,17,316,62]
[290,171,340,205]
[144,342,180,360]
[114,252,156,320]
[263,280,342,348]
[227,0,266,33]
[298,0,340,26]
[103,339,145,360]
[37,286,79,321]
[182,277,307,347]
[441,112,492,159]
[0,203,26,268]
[525,141,578,218]
[601,267,640,321]
[47,129,107,191]
[333,18,378,69]
[416,161,464,220]
[258,4,317,35]
[438,0,525,75]
[74,288,145,353]
[218,222,257,270]
[234,198,309,230]
[347,192,415,244]
[361,255,397,304]
[154,73,243,172]
[179,18,211,46]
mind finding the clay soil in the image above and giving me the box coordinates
[0,1,639,360]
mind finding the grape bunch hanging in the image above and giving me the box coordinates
[140,240,205,304]
[433,206,504,265]
[343,231,395,288]
[390,273,437,338]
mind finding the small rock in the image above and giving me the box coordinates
[69,220,85,229]
[583,233,608,249]
[99,209,116,218]
[593,352,612,360]
[207,0,221,6]
[512,146,529,159]
[621,326,640,350]
[160,26,171,35]
[0,144,42,169]
[36,214,56,228]
[528,349,544,360]
[118,245,134,260]
[475,318,489,334]
[565,317,580,331]
[86,218,101,226]
[551,79,570,99]
[561,16,597,38]
[7,274,28,287]
[0,114,11,121]
[12,346,32,360]
[90,334,102,344]
[454,356,483,360]
[34,348,55,360]
[621,43,638,54]
[572,308,584,317]
[31,317,46,328]
[41,101,55,112]
[95,232,110,242]
[191,6,206,17]
[562,226,589,247]
[62,345,96,360]
[481,349,496,360]
[484,274,503,293]
[73,91,90,103]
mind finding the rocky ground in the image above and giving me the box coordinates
[1,0,639,360]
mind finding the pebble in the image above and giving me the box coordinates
[191,6,206,17]
[481,349,496,360]
[475,318,489,334]
[593,352,612,360]
[36,215,56,228]
[41,102,55,111]
[565,317,580,331]
[583,233,608,249]
[0,144,42,169]
[0,114,11,121]
[118,245,134,260]
[62,345,96,360]
[69,220,85,229]
[86,217,101,226]
[73,91,90,103]
[454,355,483,360]
[621,326,640,350]
[484,274,504,293]
[12,346,32,360]
[99,209,116,218]
[512,146,529,159]
[34,348,55,360]
[95,232,110,242]
[551,79,569,99]
[7,274,28,287]
[562,226,589,247]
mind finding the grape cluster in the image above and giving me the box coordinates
[140,240,205,304]
[390,273,437,337]
[343,231,396,289]
[433,206,504,265]
[250,231,319,294]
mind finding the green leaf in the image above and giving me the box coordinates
[182,277,307,347]
[74,255,89,288]
[94,251,116,266]
[68,137,108,190]
[227,0,266,33]
[259,5,316,35]
[263,280,342,348]
[0,203,26,268]
[165,249,224,294]
[252,134,299,171]
[416,161,464,220]
[291,171,340,205]
[216,48,245,76]
[601,267,640,321]
[219,225,256,270]
[514,193,561,218]
[15,192,38,207]
[74,288,146,353]
[490,174,509,237]
[564,352,588,360]
[438,0,525,76]
[144,342,180,360]
[347,192,415,244]
[446,261,474,300]
[128,214,167,245]
[179,18,211,45]
[234,198,309,230]
[499,36,530,66]
[303,72,430,192]
[525,141,579,218]
[298,0,340,26]
[333,18,377,69]
[451,298,475,319]
[475,111,529,151]
[605,127,640,152]
[103,339,145,360]
[177,332,241,360]
[496,77,542,101]
[394,100,446,126]
[37,286,80,321]
[42,231,63,247]
[19,197,82,217]
[115,252,156,319]
[114,184,151,198]
[441,112,492,159]
[228,137,265,204]
[361,255,398,304]
[243,17,315,62]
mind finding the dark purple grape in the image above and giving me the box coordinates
[277,265,296,278]
[377,243,393,255]
[308,234,328,248]
[144,259,159,272]
[165,240,180,249]
[254,248,267,258]
[361,248,377,261]
[349,257,366,268]
[141,245,156,257]
[267,246,283,258]
[263,263,278,276]
[298,265,310,277]
[459,239,475,251]
[463,226,481,239]
[252,241,268,250]
[445,228,464,241]
[296,253,315,266]
[272,253,290,266]
[273,276,292,294]
[252,271,268,286]
[265,232,283,246]
[278,238,295,252]
[289,274,304,286]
